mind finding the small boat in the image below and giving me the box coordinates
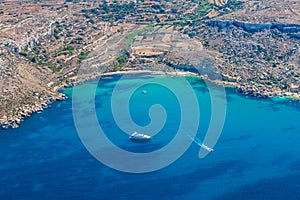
[200,144,214,152]
[142,90,147,94]
[129,132,152,142]
[186,134,214,152]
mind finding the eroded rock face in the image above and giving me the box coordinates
[0,52,63,128]
[192,19,300,99]
[206,20,300,34]
[0,0,299,129]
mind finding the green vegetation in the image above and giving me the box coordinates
[19,52,28,57]
[83,13,90,19]
[117,27,124,34]
[53,28,60,40]
[54,45,75,57]
[224,0,244,11]
[19,46,53,66]
[124,24,155,51]
[199,5,210,13]
[88,19,95,24]
[78,51,90,62]
[188,32,196,38]
[198,0,211,13]
[266,56,280,67]
[71,37,83,44]
[50,66,60,72]
[157,1,212,28]
[116,53,127,66]
[271,77,278,84]
[19,51,37,63]
[154,15,161,23]
[113,53,129,71]
[266,56,273,62]
[30,57,37,63]
[62,46,74,51]
[66,0,79,2]
[80,2,136,22]
[202,41,210,47]
[113,66,122,72]
[66,32,72,37]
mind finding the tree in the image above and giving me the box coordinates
[154,15,161,23]
[116,53,127,66]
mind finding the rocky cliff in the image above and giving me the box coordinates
[206,20,300,37]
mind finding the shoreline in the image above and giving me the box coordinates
[1,69,299,130]
[0,93,67,129]
[57,68,300,102]
[105,70,300,100]
[107,70,300,100]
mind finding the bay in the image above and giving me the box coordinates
[1,74,300,199]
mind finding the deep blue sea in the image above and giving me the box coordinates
[1,74,300,199]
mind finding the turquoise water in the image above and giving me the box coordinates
[1,74,300,199]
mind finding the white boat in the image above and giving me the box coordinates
[200,144,214,152]
[187,134,214,152]
[129,132,152,142]
[142,90,147,94]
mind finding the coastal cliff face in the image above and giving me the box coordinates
[219,0,300,24]
[194,20,300,97]
[1,0,300,128]
[176,9,299,98]
[0,52,66,128]
[206,20,300,36]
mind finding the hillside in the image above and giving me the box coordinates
[0,0,300,128]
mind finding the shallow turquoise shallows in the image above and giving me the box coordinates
[1,73,300,200]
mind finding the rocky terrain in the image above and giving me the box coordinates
[196,19,300,96]
[181,0,300,98]
[220,0,300,24]
[0,0,129,128]
[1,0,300,128]
[0,52,66,128]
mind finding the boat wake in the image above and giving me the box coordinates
[187,134,214,152]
